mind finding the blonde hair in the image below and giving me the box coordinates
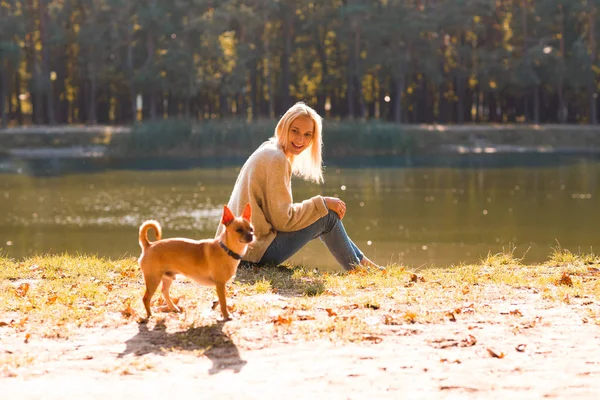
[272,102,324,184]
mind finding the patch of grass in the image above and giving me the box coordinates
[549,245,600,268]
[1,251,599,347]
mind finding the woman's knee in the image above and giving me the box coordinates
[326,209,340,220]
[321,209,341,231]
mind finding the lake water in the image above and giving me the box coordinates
[1,153,599,271]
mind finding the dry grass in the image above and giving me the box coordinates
[1,250,599,347]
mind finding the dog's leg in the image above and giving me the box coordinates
[215,282,230,321]
[161,276,181,313]
[142,272,161,318]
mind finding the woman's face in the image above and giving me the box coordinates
[284,115,314,157]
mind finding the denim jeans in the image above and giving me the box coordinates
[259,210,363,271]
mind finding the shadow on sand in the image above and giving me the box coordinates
[118,319,247,374]
[235,262,326,297]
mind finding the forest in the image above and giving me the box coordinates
[1,0,600,127]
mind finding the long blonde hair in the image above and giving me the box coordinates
[272,102,324,184]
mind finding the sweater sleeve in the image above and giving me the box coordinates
[256,151,329,233]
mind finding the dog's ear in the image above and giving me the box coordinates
[242,203,252,221]
[222,205,235,226]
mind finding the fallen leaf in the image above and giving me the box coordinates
[446,312,457,322]
[555,272,573,287]
[121,299,136,319]
[272,315,293,325]
[404,311,417,323]
[509,309,523,317]
[362,335,383,344]
[487,348,505,358]
[462,286,470,295]
[15,283,30,298]
[296,311,316,321]
[516,344,527,352]
[461,334,477,347]
[440,358,462,364]
[24,333,31,344]
[325,308,337,317]
[410,273,425,283]
[461,304,476,314]
[429,335,476,349]
[47,295,57,305]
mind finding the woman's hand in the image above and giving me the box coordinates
[323,196,346,219]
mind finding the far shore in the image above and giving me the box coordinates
[3,122,600,159]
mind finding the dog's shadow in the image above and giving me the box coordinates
[118,319,247,374]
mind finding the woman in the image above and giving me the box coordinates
[217,102,381,271]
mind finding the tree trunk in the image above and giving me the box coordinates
[393,75,404,123]
[280,1,294,113]
[88,59,97,124]
[534,84,540,124]
[588,4,597,125]
[146,28,157,121]
[346,68,355,119]
[27,0,42,123]
[249,59,258,119]
[0,58,8,127]
[39,0,55,124]
[263,6,274,119]
[354,23,365,119]
[557,3,566,123]
[127,23,137,122]
[55,51,68,123]
[456,77,465,123]
[15,71,23,125]
[315,28,329,116]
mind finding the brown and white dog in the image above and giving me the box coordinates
[137,204,254,320]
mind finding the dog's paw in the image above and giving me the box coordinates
[157,304,182,313]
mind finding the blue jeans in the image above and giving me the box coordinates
[259,210,363,271]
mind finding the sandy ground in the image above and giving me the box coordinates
[2,289,600,399]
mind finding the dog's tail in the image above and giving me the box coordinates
[139,220,162,251]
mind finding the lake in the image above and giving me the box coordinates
[1,152,599,271]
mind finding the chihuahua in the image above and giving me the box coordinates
[137,204,254,320]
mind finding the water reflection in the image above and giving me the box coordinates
[1,155,600,271]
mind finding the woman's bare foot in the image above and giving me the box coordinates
[360,256,385,270]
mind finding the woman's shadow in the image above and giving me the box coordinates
[118,319,246,374]
[235,262,326,297]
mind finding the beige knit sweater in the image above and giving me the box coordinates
[215,139,329,262]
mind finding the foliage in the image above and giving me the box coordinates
[2,0,600,125]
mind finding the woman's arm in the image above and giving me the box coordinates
[257,153,328,232]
